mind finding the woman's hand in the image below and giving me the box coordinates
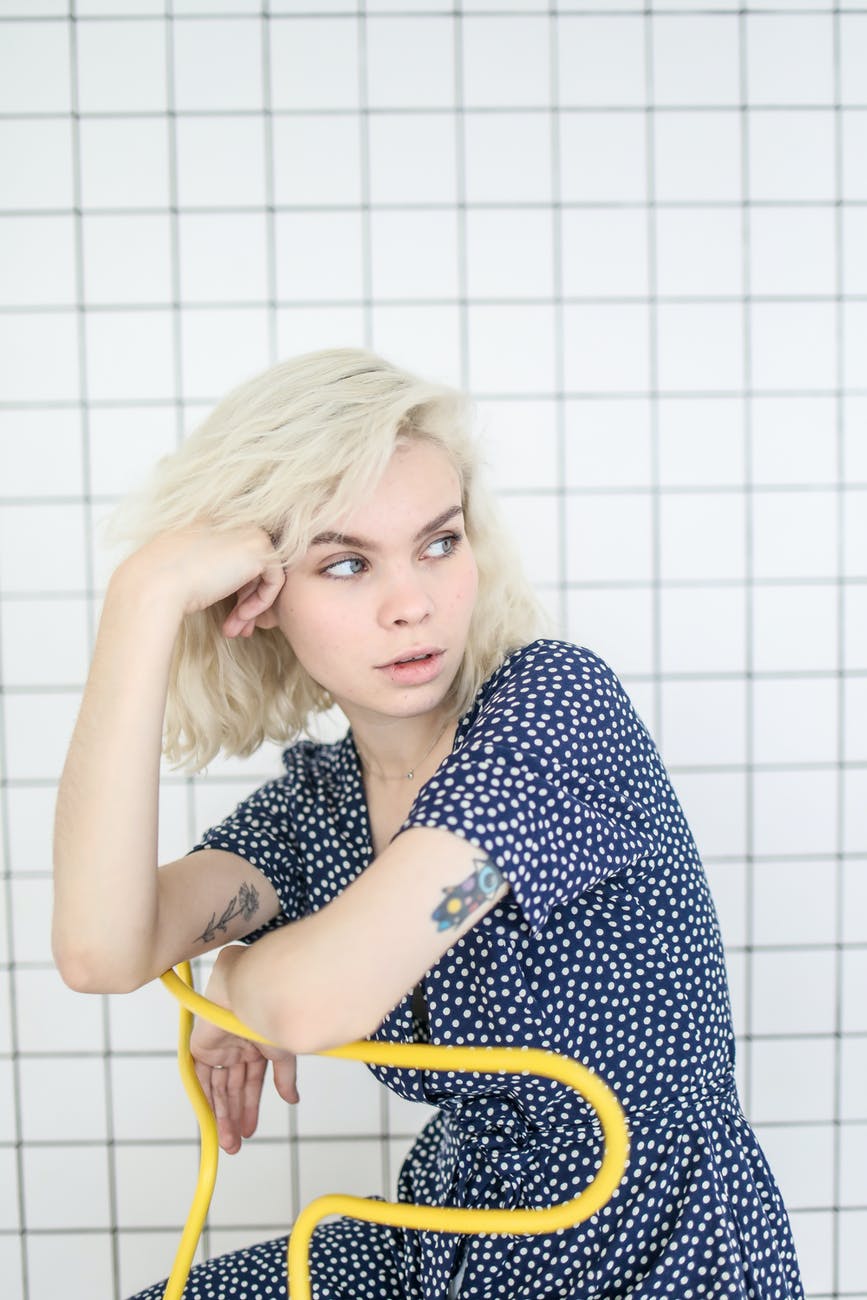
[115,524,286,640]
[191,947,299,1154]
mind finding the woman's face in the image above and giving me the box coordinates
[259,440,479,726]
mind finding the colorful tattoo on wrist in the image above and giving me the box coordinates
[432,856,504,931]
[197,881,260,944]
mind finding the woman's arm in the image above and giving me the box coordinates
[52,528,285,993]
[221,827,510,1054]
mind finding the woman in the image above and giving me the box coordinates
[52,349,803,1299]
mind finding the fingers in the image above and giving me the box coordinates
[273,1056,300,1105]
[210,1062,247,1155]
[240,1056,268,1139]
[222,563,285,639]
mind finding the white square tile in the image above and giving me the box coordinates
[178,212,269,303]
[657,303,744,393]
[1,596,90,687]
[753,1122,834,1212]
[14,968,106,1054]
[271,306,364,368]
[725,949,747,1036]
[753,858,837,946]
[370,208,459,300]
[752,490,838,581]
[557,15,645,107]
[843,948,867,1033]
[3,690,81,782]
[752,768,837,857]
[0,18,70,112]
[114,1142,200,1228]
[107,978,178,1054]
[497,493,560,587]
[82,213,173,305]
[297,1136,383,1206]
[476,400,559,491]
[659,584,747,674]
[843,111,867,201]
[748,110,836,202]
[846,677,867,763]
[6,784,59,873]
[88,404,177,497]
[673,769,746,858]
[560,208,647,299]
[0,215,76,306]
[751,396,838,486]
[462,15,550,108]
[271,115,360,207]
[839,1209,867,1294]
[367,112,457,205]
[659,492,746,581]
[462,113,552,204]
[79,118,170,209]
[844,487,867,578]
[843,396,867,480]
[562,303,650,393]
[565,491,653,583]
[208,1139,294,1227]
[660,679,747,767]
[750,1036,835,1122]
[840,1036,867,1120]
[704,860,746,948]
[752,302,837,392]
[366,15,454,108]
[787,1210,833,1297]
[294,1053,382,1138]
[839,784,867,859]
[843,207,867,295]
[840,14,867,103]
[175,0,260,9]
[86,309,175,402]
[844,586,867,672]
[566,585,655,677]
[651,15,740,106]
[371,304,462,388]
[842,859,867,944]
[175,115,266,208]
[563,399,653,488]
[9,876,53,963]
[0,1055,15,1143]
[655,208,743,298]
[752,948,837,1035]
[76,18,167,112]
[839,1122,867,1207]
[274,211,363,301]
[844,301,867,390]
[467,303,556,394]
[751,583,838,672]
[0,408,83,497]
[19,1056,107,1142]
[0,503,87,593]
[77,0,163,9]
[111,1056,200,1142]
[0,1229,23,1300]
[654,112,742,202]
[0,1146,20,1232]
[753,677,838,767]
[172,17,263,111]
[0,311,79,403]
[749,207,836,297]
[269,15,359,110]
[23,1146,111,1229]
[559,111,646,202]
[0,120,74,210]
[180,308,270,403]
[465,209,552,300]
[657,398,745,488]
[746,15,834,106]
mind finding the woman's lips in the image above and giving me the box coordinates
[377,651,445,686]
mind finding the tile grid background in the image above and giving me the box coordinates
[1,1,866,1296]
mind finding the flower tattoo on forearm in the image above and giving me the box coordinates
[432,855,504,931]
[197,881,260,944]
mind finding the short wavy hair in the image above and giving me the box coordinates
[107,348,547,771]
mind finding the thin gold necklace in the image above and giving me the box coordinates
[358,719,451,781]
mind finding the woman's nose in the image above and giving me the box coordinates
[377,568,434,627]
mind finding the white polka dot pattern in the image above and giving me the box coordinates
[130,641,803,1300]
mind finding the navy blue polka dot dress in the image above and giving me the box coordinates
[131,640,803,1300]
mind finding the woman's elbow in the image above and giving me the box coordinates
[52,934,150,995]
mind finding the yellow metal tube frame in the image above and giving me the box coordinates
[160,964,629,1300]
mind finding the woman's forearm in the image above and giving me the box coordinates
[52,564,184,992]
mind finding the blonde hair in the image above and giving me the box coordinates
[107,348,547,771]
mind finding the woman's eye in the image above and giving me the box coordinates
[324,556,366,578]
[426,532,461,559]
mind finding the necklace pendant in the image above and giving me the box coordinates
[406,769,414,780]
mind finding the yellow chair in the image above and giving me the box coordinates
[159,963,630,1300]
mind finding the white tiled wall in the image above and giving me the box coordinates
[1,4,865,1298]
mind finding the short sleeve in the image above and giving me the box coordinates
[396,641,659,934]
[189,772,307,944]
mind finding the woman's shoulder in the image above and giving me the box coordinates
[479,637,621,705]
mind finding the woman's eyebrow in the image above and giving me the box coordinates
[309,505,463,552]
